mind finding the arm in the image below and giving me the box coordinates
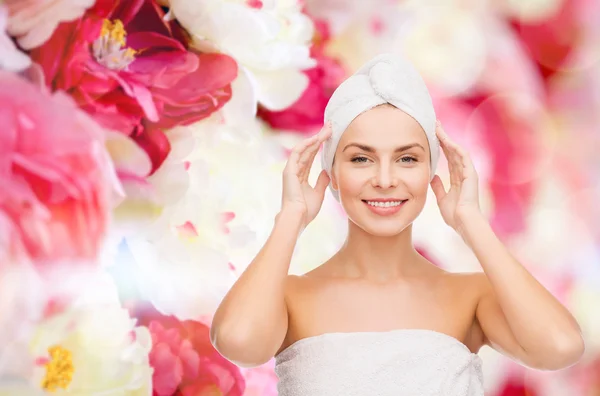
[210,207,304,368]
[210,124,332,368]
[431,121,584,371]
[462,211,585,371]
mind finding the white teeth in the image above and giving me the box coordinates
[366,200,405,208]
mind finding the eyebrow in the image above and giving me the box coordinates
[342,142,426,153]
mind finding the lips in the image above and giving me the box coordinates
[362,199,407,216]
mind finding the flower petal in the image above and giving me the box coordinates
[250,68,309,111]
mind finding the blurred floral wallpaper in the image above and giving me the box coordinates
[0,0,599,394]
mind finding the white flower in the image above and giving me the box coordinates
[124,225,235,321]
[0,6,30,72]
[0,270,153,395]
[112,116,347,320]
[167,0,316,112]
[109,120,234,320]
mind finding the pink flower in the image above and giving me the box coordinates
[0,71,121,266]
[134,305,245,396]
[241,361,278,396]
[569,356,600,395]
[258,18,346,134]
[4,0,95,49]
[509,0,583,80]
[432,92,544,238]
[149,321,201,396]
[30,0,238,173]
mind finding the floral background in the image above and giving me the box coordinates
[0,0,599,395]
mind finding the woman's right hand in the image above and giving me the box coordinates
[281,123,333,228]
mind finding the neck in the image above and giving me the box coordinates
[332,221,430,282]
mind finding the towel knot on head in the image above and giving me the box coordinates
[369,62,399,103]
[321,53,440,202]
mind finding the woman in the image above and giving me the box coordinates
[210,54,585,395]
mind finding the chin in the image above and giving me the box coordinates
[346,201,418,237]
[360,222,410,237]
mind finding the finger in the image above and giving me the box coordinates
[314,169,331,198]
[285,133,321,176]
[458,149,478,182]
[436,124,464,186]
[439,140,461,187]
[437,123,464,163]
[445,139,472,182]
[430,174,446,203]
[298,137,324,182]
[320,122,333,140]
[448,148,464,187]
[298,125,332,181]
[436,122,457,159]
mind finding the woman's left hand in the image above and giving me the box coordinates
[430,120,482,235]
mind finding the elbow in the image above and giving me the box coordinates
[555,334,586,369]
[533,333,586,371]
[210,325,273,369]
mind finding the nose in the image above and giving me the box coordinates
[371,162,398,190]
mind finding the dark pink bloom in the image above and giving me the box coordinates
[495,373,539,396]
[258,18,346,134]
[149,321,201,396]
[463,94,542,236]
[0,71,120,266]
[30,0,237,173]
[433,91,544,238]
[509,0,582,80]
[133,305,245,396]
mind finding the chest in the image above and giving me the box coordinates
[284,276,481,349]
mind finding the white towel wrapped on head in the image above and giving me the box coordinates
[321,53,440,201]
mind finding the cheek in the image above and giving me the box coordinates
[335,167,369,193]
[402,163,430,185]
[407,178,430,199]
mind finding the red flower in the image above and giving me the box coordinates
[134,305,245,396]
[30,0,237,173]
[495,374,539,396]
[258,18,346,134]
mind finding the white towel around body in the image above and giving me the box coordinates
[275,329,484,396]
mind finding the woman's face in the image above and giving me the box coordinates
[331,104,432,237]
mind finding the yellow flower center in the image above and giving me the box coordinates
[200,385,223,395]
[101,19,127,47]
[92,19,137,70]
[41,345,74,392]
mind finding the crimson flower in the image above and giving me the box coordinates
[30,0,237,173]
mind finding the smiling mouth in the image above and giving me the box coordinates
[362,200,408,208]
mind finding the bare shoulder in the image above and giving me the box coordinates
[439,270,492,351]
[443,270,490,293]
[460,271,493,298]
[283,271,324,293]
[427,269,490,316]
[278,272,331,355]
[282,270,333,307]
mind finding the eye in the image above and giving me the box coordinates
[351,156,369,163]
[400,156,417,163]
